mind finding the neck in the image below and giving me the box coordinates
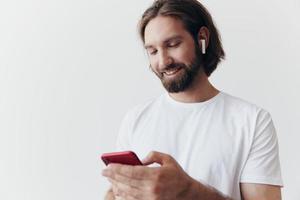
[168,72,219,103]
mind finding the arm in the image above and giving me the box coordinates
[240,183,281,200]
[187,178,233,200]
[240,111,283,200]
[188,181,282,200]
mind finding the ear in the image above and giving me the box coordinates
[197,26,210,51]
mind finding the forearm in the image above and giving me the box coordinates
[104,188,115,200]
[186,179,233,200]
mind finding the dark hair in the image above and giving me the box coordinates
[138,0,225,77]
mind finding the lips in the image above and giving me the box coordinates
[163,67,182,76]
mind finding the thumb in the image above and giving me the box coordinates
[142,151,173,166]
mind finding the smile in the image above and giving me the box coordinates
[163,67,182,76]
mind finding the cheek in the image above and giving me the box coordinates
[176,48,195,63]
[149,58,159,72]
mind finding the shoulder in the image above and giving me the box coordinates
[217,92,274,136]
[219,92,271,118]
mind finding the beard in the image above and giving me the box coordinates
[151,44,203,93]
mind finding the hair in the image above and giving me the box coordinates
[138,0,225,77]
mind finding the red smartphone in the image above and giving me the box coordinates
[101,151,143,166]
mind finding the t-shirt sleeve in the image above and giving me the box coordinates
[240,110,283,186]
[115,111,132,151]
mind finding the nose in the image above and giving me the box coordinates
[158,50,172,70]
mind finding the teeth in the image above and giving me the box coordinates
[164,68,180,75]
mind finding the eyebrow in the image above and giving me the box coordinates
[144,35,183,49]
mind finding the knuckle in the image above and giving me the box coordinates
[154,169,164,182]
[150,176,163,194]
[132,166,145,180]
[130,167,137,177]
[112,186,119,195]
[149,183,161,195]
[119,187,138,200]
[129,188,139,199]
[131,169,140,181]
[129,166,135,177]
[114,174,123,182]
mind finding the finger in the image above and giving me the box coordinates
[142,151,174,166]
[111,181,134,199]
[110,178,143,200]
[119,193,140,200]
[104,168,151,188]
[111,184,120,196]
[118,194,139,200]
[104,163,156,180]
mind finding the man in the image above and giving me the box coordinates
[102,0,283,199]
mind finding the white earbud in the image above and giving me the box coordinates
[201,39,206,54]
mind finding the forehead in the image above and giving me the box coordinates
[144,16,191,47]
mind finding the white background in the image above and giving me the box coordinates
[0,0,299,199]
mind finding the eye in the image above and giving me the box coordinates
[168,41,180,48]
[149,49,157,55]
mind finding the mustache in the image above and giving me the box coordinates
[162,62,187,73]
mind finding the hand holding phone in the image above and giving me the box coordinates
[101,151,143,166]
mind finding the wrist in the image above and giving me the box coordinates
[183,178,233,200]
[179,177,201,199]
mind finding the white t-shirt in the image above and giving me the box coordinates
[116,92,283,199]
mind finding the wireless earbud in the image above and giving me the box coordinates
[201,39,206,54]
